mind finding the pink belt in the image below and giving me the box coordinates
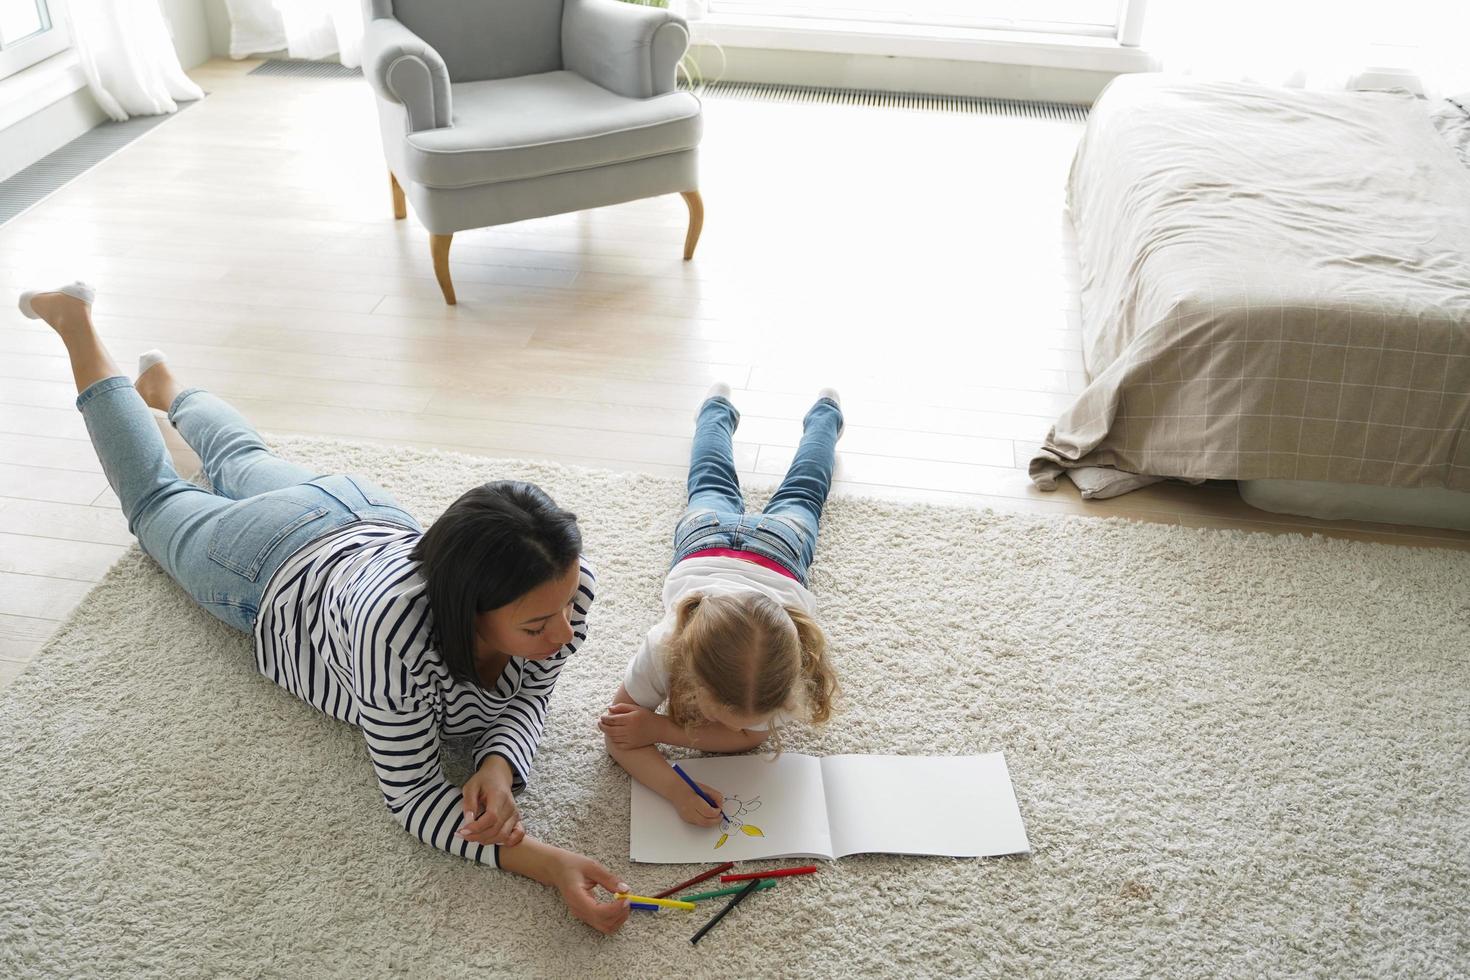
[680,547,798,581]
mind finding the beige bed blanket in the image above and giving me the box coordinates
[1032,75,1470,493]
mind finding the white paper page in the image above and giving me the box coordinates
[819,753,1031,859]
[629,754,833,863]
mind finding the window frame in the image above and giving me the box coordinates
[0,0,72,82]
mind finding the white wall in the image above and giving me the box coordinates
[691,44,1118,103]
[202,0,234,60]
[0,84,107,182]
[163,0,214,70]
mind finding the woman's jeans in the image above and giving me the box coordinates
[76,377,421,634]
[671,395,843,586]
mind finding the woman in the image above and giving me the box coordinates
[20,282,630,935]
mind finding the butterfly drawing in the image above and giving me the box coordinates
[714,795,764,849]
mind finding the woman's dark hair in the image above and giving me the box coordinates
[411,480,582,687]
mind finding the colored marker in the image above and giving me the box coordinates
[690,878,761,945]
[720,865,818,882]
[613,893,697,910]
[679,879,777,902]
[653,861,735,899]
[671,763,728,824]
[629,902,659,912]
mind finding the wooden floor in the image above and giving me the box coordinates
[1,59,1466,689]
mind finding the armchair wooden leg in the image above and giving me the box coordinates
[389,172,406,220]
[430,233,456,305]
[680,190,703,261]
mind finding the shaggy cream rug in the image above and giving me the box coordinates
[2,436,1467,978]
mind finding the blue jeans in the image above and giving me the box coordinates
[671,395,843,586]
[76,377,421,634]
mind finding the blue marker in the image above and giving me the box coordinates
[672,763,728,825]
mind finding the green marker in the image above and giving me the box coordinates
[679,879,778,902]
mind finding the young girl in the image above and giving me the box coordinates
[22,282,631,934]
[599,383,842,825]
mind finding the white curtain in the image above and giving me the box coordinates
[1143,0,1470,98]
[225,0,365,68]
[68,0,205,122]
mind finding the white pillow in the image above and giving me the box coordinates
[1066,466,1162,499]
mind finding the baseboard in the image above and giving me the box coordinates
[0,85,107,184]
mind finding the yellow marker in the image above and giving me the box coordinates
[613,893,697,911]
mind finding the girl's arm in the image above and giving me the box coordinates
[603,740,725,827]
[600,694,725,827]
[658,718,768,753]
[599,684,768,753]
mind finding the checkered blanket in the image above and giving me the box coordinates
[1032,76,1470,492]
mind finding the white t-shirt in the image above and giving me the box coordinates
[622,556,818,731]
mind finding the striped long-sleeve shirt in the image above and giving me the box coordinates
[253,522,594,868]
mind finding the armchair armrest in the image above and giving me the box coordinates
[562,0,689,99]
[362,16,453,132]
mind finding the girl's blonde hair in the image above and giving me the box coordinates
[665,591,837,732]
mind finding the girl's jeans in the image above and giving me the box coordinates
[671,394,843,587]
[76,377,420,633]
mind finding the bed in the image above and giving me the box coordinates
[1030,74,1470,529]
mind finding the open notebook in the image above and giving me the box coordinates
[629,752,1030,864]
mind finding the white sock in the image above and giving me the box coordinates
[816,387,844,435]
[698,381,734,420]
[17,280,95,320]
[137,349,168,378]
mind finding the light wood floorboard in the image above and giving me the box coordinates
[0,58,1465,690]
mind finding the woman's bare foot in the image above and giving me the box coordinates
[25,290,95,339]
[134,352,182,412]
[20,282,121,394]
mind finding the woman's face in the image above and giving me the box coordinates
[475,562,582,661]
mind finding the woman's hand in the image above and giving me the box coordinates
[676,780,725,828]
[598,702,665,750]
[457,756,523,847]
[550,851,633,936]
[497,838,632,936]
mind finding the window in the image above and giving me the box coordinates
[0,0,71,81]
[708,0,1130,38]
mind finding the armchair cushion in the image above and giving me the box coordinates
[562,0,689,99]
[395,0,564,84]
[400,70,702,189]
[363,16,452,131]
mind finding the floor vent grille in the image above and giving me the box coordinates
[0,102,199,227]
[248,59,362,79]
[695,80,1089,120]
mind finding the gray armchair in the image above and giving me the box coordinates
[361,0,704,304]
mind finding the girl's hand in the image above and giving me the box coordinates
[458,757,522,846]
[598,702,663,750]
[551,852,633,935]
[676,781,725,827]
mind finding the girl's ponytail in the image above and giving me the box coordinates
[665,593,707,727]
[785,606,836,724]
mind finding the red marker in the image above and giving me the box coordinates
[719,865,818,883]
